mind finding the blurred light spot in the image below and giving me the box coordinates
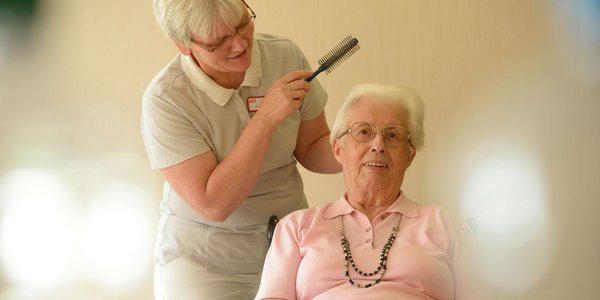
[81,182,154,292]
[0,0,38,24]
[0,286,108,300]
[549,0,600,84]
[460,138,553,293]
[0,288,37,300]
[553,0,600,42]
[0,169,78,289]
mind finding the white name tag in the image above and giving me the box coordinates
[247,96,264,112]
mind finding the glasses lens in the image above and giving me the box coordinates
[350,123,376,143]
[383,127,410,145]
[213,16,254,51]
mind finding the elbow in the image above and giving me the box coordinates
[204,211,230,223]
[189,200,233,223]
[299,159,342,174]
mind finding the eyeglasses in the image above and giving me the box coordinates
[339,122,412,147]
[191,0,256,53]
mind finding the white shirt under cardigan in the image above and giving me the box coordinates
[141,33,328,273]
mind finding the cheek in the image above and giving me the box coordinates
[392,149,413,168]
[341,152,363,174]
[346,149,366,164]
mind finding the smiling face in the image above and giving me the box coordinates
[333,97,416,204]
[176,13,255,87]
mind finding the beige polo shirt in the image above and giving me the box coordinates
[141,33,327,272]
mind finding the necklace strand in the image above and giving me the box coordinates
[339,214,402,288]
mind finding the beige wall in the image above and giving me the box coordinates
[0,0,598,299]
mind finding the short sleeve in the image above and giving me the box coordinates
[141,90,211,169]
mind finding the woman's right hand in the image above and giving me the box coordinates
[255,70,312,127]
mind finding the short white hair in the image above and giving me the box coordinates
[153,0,247,47]
[331,83,425,151]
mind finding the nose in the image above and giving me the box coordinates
[369,132,386,153]
[229,33,247,51]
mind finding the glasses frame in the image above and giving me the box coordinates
[339,122,412,147]
[190,0,256,53]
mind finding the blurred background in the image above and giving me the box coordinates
[0,0,598,299]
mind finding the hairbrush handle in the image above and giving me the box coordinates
[305,36,360,83]
[305,65,326,82]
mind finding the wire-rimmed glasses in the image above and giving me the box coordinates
[190,0,256,52]
[339,122,412,147]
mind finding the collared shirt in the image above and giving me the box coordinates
[141,33,328,273]
[255,192,492,300]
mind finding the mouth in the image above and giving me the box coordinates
[362,162,388,168]
[228,49,247,59]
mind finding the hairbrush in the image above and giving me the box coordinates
[305,35,360,82]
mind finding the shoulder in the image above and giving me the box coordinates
[143,54,189,103]
[254,32,303,56]
[279,202,334,230]
[282,203,327,223]
[255,32,295,46]
[142,54,203,117]
[398,193,462,231]
[410,201,472,245]
[414,202,460,227]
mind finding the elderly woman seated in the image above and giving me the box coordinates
[255,83,491,300]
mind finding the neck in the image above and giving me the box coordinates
[345,189,400,221]
[192,54,245,89]
[214,72,245,89]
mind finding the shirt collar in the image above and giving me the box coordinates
[180,37,262,107]
[241,38,262,87]
[323,191,419,219]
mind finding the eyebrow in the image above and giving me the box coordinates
[208,13,250,43]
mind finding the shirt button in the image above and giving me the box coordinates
[366,239,372,243]
[366,227,372,232]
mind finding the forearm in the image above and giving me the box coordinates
[199,116,276,221]
[294,112,342,174]
[296,134,341,174]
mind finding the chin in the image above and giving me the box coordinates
[227,54,251,72]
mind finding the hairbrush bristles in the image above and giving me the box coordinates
[318,35,360,74]
[305,35,360,82]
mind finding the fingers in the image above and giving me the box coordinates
[291,89,304,100]
[279,70,311,100]
[287,71,311,98]
[255,70,312,126]
[287,79,310,93]
[280,70,313,83]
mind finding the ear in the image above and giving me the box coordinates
[332,138,343,164]
[175,42,192,55]
[406,145,417,166]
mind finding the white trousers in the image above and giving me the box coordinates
[154,257,261,300]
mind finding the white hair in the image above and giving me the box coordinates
[330,83,426,151]
[153,0,246,47]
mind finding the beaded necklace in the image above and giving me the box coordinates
[339,214,402,288]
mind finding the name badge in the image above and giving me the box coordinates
[247,96,264,112]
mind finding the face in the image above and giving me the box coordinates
[333,97,416,197]
[176,14,255,82]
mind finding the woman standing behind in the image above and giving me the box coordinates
[256,83,491,300]
[141,0,341,299]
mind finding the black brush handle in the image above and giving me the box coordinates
[305,65,326,82]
